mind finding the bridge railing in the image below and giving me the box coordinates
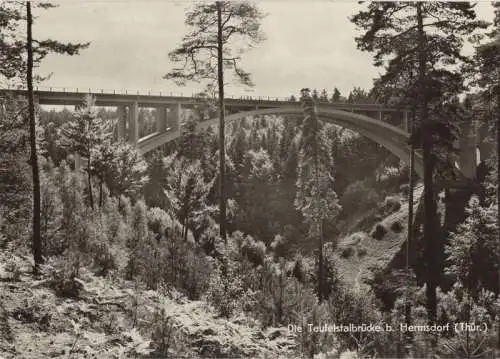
[4,85,292,102]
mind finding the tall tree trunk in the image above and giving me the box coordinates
[318,218,324,302]
[216,1,227,244]
[417,3,438,325]
[87,157,94,209]
[99,180,103,208]
[496,68,500,350]
[27,1,43,271]
[405,110,415,347]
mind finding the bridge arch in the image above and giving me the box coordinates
[139,106,424,177]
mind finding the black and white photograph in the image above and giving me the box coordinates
[0,1,499,358]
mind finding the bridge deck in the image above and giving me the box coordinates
[2,89,404,112]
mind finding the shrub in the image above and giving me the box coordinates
[147,207,170,240]
[390,220,403,233]
[4,257,21,281]
[103,197,123,242]
[340,245,355,258]
[370,223,387,240]
[90,241,116,277]
[118,195,132,222]
[357,246,368,257]
[270,234,286,258]
[205,262,244,318]
[150,301,180,356]
[46,255,83,298]
[241,235,266,266]
[381,196,402,214]
[400,184,409,197]
[326,287,382,355]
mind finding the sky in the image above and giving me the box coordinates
[31,1,496,100]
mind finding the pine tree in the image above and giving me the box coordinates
[39,160,62,256]
[56,161,84,252]
[295,88,341,302]
[163,155,214,242]
[59,95,113,209]
[0,2,88,269]
[473,4,500,348]
[164,1,265,243]
[330,88,341,103]
[319,89,329,103]
[103,141,149,201]
[126,200,149,280]
[347,87,371,104]
[351,1,487,324]
[311,89,319,102]
[0,95,31,225]
[446,196,499,298]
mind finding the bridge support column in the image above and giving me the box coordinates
[477,121,493,163]
[402,111,409,132]
[116,105,126,141]
[128,101,139,145]
[167,103,181,134]
[73,105,81,171]
[459,120,477,180]
[156,106,168,133]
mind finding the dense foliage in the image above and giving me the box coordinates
[0,1,499,358]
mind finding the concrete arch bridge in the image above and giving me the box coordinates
[26,89,491,183]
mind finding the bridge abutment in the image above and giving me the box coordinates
[73,104,81,171]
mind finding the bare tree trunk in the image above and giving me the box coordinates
[417,3,438,325]
[99,180,103,208]
[87,157,94,209]
[216,1,227,244]
[318,218,324,302]
[27,1,43,271]
[496,69,500,350]
[405,125,415,347]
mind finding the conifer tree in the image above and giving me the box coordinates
[59,96,113,209]
[0,2,88,269]
[163,155,214,242]
[446,196,499,297]
[319,89,329,103]
[311,89,319,102]
[351,1,487,323]
[39,160,62,255]
[472,3,500,347]
[164,1,265,243]
[330,88,341,102]
[295,88,341,302]
[94,141,149,202]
